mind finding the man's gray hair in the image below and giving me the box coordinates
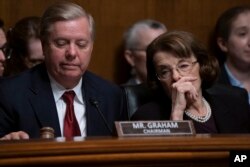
[40,1,95,43]
[123,19,167,50]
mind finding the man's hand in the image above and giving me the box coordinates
[0,131,29,140]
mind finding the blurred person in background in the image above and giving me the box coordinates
[0,19,7,76]
[210,5,250,105]
[4,16,44,77]
[122,19,167,85]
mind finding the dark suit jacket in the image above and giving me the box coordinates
[0,64,128,138]
[131,84,250,133]
[217,65,232,85]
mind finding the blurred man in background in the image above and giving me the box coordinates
[123,19,167,85]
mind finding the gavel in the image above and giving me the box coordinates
[40,127,55,139]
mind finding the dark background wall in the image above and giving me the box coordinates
[0,0,249,83]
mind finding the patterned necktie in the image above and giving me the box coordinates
[62,91,81,138]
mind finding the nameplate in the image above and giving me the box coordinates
[115,120,196,137]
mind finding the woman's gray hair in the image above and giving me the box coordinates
[40,1,95,43]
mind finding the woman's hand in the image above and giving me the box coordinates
[170,76,198,120]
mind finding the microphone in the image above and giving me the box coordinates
[89,99,113,135]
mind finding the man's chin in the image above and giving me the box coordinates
[63,72,83,79]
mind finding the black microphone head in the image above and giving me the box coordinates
[89,98,98,105]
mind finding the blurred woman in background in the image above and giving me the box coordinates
[210,5,250,105]
[4,16,44,76]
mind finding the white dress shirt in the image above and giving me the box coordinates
[48,75,86,137]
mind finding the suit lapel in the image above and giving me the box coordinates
[82,72,107,136]
[28,64,61,137]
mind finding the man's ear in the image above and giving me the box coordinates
[124,50,135,66]
[217,37,228,52]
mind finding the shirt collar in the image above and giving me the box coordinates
[224,64,250,104]
[224,63,243,88]
[48,74,84,104]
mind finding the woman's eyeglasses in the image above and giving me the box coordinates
[156,60,197,80]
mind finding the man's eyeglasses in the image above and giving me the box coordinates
[156,60,198,80]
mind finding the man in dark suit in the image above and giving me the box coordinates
[0,2,127,140]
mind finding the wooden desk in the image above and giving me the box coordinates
[0,134,250,167]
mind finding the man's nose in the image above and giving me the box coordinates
[66,44,77,58]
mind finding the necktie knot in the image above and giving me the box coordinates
[62,91,75,104]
